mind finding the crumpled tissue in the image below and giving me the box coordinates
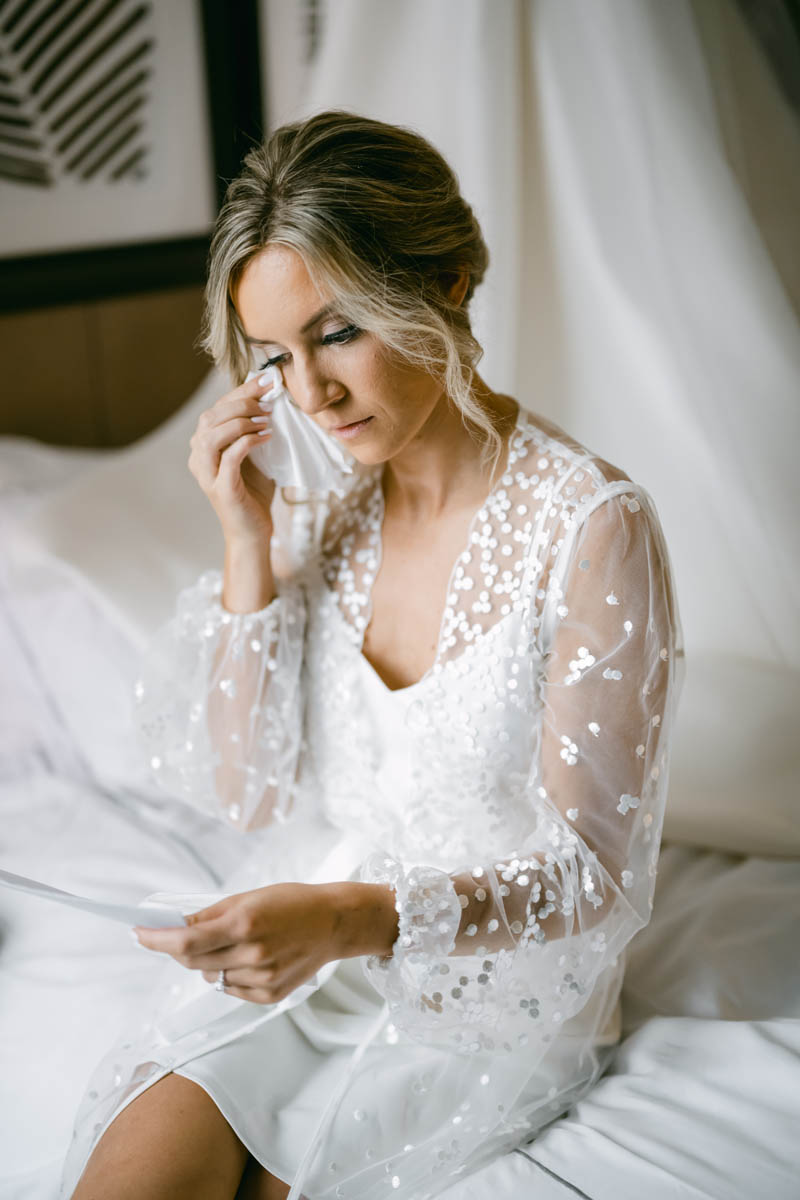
[244,364,355,495]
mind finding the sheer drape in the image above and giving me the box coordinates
[260,0,800,854]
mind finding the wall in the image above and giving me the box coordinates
[0,285,208,447]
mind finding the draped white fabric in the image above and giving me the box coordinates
[0,3,797,1198]
[260,0,800,856]
[10,1,796,851]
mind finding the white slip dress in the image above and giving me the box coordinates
[167,652,621,1194]
[170,654,425,1187]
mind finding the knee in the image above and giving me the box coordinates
[71,1073,250,1200]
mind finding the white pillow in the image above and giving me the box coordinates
[3,369,226,796]
[666,654,799,857]
[7,368,227,649]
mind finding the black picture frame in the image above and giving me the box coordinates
[0,0,264,314]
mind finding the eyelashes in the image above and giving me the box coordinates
[257,324,361,370]
[323,323,361,345]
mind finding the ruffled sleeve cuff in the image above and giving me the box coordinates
[362,853,463,966]
[173,568,285,641]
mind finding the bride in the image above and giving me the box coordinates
[64,110,683,1200]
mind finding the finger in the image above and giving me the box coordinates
[133,919,236,958]
[212,375,281,421]
[198,415,269,459]
[216,984,275,1006]
[217,972,289,1006]
[205,395,276,433]
[184,897,237,925]
[192,386,276,449]
[200,966,277,990]
[191,420,272,487]
[218,963,318,1005]
[179,943,272,971]
[217,430,273,489]
[204,957,315,990]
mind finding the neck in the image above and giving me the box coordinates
[382,375,518,521]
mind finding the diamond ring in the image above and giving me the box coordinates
[215,968,226,992]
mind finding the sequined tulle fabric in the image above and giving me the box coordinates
[60,407,684,1199]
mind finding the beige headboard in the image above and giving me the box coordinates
[0,285,209,447]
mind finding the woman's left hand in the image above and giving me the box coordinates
[133,881,398,1005]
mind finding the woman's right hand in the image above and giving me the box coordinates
[188,373,277,545]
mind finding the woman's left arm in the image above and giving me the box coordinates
[360,484,685,1047]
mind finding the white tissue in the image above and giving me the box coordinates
[245,364,355,495]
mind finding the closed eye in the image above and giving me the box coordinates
[322,323,361,346]
[257,324,361,370]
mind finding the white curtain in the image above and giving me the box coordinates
[260,0,800,855]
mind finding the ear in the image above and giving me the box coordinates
[440,268,470,307]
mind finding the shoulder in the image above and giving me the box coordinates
[510,407,663,525]
[505,409,670,586]
[510,413,679,653]
[512,407,632,493]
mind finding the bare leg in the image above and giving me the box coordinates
[71,1072,250,1200]
[235,1155,293,1200]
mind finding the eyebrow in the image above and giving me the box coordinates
[241,303,337,345]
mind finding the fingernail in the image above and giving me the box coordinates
[250,415,271,424]
[257,429,272,436]
[128,930,146,950]
[257,372,274,387]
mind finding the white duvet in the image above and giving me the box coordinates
[0,437,798,1199]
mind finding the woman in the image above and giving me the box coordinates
[62,111,683,1200]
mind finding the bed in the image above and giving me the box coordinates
[0,369,798,1200]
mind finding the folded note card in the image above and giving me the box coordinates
[0,868,186,927]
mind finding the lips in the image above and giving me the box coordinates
[329,416,373,433]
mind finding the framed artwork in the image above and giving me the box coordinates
[0,0,264,310]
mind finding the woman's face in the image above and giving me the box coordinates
[231,244,448,465]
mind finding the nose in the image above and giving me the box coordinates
[289,358,345,416]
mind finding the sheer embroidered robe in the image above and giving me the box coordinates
[59,408,683,1200]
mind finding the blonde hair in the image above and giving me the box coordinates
[199,109,499,467]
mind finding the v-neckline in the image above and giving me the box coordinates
[356,404,526,695]
[355,645,431,698]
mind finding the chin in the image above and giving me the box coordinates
[343,431,395,467]
[347,445,388,467]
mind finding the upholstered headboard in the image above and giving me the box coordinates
[0,285,208,448]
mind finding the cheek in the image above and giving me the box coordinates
[353,359,406,423]
[349,342,439,429]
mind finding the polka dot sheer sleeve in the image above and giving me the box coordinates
[363,484,684,1053]
[133,569,307,832]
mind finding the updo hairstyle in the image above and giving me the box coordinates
[199,110,498,463]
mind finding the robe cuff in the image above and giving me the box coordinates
[363,854,462,965]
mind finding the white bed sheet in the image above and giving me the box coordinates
[1,436,798,1200]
